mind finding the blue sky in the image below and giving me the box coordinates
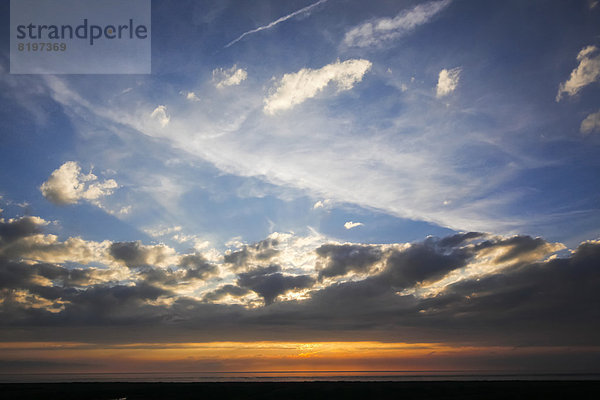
[1,0,600,375]
[2,0,599,250]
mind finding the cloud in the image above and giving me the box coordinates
[40,73,547,234]
[116,206,132,215]
[343,221,363,230]
[343,0,452,48]
[150,105,170,127]
[109,241,176,269]
[0,216,47,245]
[316,243,382,279]
[264,59,372,114]
[482,235,564,264]
[416,239,600,340]
[436,67,461,98]
[223,237,280,271]
[224,0,329,48]
[40,162,118,206]
[581,109,600,134]
[143,225,182,238]
[313,199,331,209]
[53,282,171,322]
[1,234,111,266]
[236,265,315,305]
[213,65,248,88]
[138,258,218,288]
[436,231,484,248]
[2,218,596,347]
[381,239,473,289]
[0,260,119,296]
[202,284,251,303]
[180,91,200,101]
[0,214,222,318]
[556,45,600,101]
[0,219,135,314]
[179,254,219,280]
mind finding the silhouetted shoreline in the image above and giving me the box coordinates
[2,380,600,399]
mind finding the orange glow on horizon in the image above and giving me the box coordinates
[2,341,598,375]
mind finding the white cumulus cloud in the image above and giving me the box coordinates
[40,161,118,206]
[180,91,200,102]
[313,199,332,209]
[343,0,452,48]
[581,109,600,134]
[556,45,600,101]
[150,105,170,127]
[214,65,248,88]
[436,67,461,98]
[264,59,372,114]
[344,221,363,230]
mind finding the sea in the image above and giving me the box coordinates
[1,371,599,383]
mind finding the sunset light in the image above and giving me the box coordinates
[2,1,600,396]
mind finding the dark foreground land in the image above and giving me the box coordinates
[1,381,600,400]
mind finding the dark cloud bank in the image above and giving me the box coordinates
[1,217,599,351]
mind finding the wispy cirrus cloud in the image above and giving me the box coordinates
[39,74,527,234]
[343,0,452,48]
[225,0,329,48]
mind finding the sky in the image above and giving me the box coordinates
[1,0,600,377]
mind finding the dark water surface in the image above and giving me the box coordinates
[2,371,600,383]
[1,380,600,399]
